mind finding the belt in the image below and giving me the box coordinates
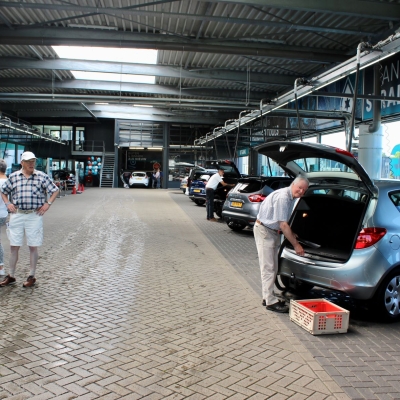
[16,209,37,214]
[256,220,281,234]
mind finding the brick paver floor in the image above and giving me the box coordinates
[0,188,362,399]
[175,189,400,400]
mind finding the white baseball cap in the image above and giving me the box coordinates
[21,151,36,161]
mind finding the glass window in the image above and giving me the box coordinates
[240,156,248,175]
[32,125,43,134]
[0,142,16,172]
[260,155,285,176]
[291,157,350,173]
[61,126,73,141]
[321,131,349,150]
[389,191,400,212]
[75,127,85,151]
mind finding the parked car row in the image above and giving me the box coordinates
[181,142,400,322]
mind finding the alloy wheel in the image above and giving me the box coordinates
[384,275,400,317]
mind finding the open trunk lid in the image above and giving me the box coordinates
[255,141,377,196]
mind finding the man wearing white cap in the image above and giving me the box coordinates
[0,151,59,288]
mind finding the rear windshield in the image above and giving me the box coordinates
[235,181,263,193]
[193,171,215,180]
[292,157,351,173]
[132,172,146,177]
[389,191,400,211]
[308,188,364,201]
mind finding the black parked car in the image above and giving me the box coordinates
[222,176,293,231]
[188,160,242,216]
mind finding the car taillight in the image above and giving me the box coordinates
[248,194,266,202]
[355,227,387,249]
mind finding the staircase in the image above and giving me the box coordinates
[100,153,115,188]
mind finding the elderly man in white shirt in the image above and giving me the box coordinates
[254,175,309,313]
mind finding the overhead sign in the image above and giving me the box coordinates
[363,53,400,119]
[238,148,249,157]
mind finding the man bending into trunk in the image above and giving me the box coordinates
[254,175,309,313]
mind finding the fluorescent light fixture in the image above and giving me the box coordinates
[52,46,158,85]
[95,102,109,105]
[296,90,313,100]
[68,24,118,31]
[133,104,153,108]
[270,101,289,112]
[129,147,144,150]
[360,52,394,71]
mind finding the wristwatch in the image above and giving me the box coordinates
[46,201,52,205]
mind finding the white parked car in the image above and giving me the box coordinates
[129,171,150,188]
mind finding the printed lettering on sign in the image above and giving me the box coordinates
[364,53,400,119]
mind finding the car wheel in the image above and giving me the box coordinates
[226,221,246,231]
[275,275,314,293]
[372,269,400,321]
[194,199,205,206]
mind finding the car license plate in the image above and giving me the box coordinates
[136,178,142,180]
[231,201,243,208]
[194,189,201,193]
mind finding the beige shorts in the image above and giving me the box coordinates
[7,212,43,247]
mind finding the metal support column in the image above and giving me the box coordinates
[113,119,120,188]
[163,122,170,189]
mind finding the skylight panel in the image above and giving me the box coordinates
[52,46,157,84]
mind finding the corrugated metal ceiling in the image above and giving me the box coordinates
[0,0,399,127]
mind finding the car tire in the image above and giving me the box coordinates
[194,199,205,206]
[372,268,400,322]
[226,221,246,231]
[275,275,314,293]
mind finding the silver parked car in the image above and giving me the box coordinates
[222,176,293,231]
[256,141,400,321]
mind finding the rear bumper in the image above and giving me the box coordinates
[189,194,206,201]
[222,209,257,226]
[279,246,390,300]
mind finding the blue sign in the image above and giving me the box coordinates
[238,148,249,157]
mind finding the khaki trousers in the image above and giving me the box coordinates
[254,222,281,306]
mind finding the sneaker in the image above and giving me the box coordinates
[0,268,6,276]
[23,276,36,288]
[266,301,289,313]
[0,275,16,287]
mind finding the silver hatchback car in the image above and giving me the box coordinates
[256,141,400,321]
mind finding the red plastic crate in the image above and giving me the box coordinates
[289,299,350,335]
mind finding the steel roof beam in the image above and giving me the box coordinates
[0,1,389,33]
[0,28,348,63]
[0,78,269,102]
[4,110,231,124]
[0,56,295,86]
[209,0,400,20]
